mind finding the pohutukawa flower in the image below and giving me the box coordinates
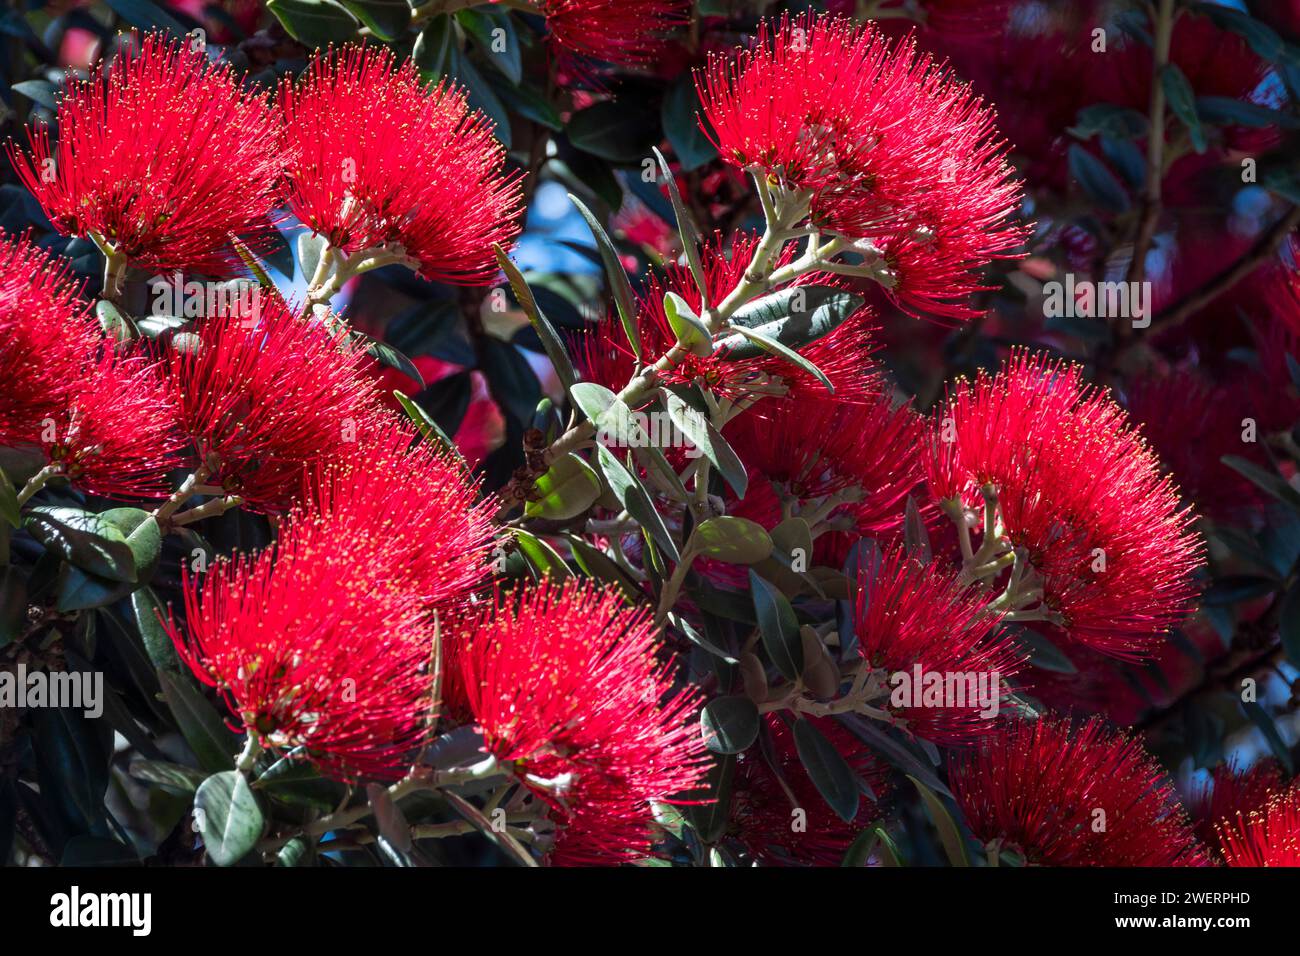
[542,0,686,65]
[854,546,1024,743]
[305,415,496,609]
[572,231,879,403]
[165,297,384,513]
[9,33,283,275]
[1187,759,1285,856]
[724,386,925,532]
[730,715,890,865]
[169,521,437,782]
[451,581,708,865]
[279,45,524,285]
[1217,782,1300,867]
[696,14,1027,320]
[925,350,1204,661]
[950,717,1209,866]
[0,233,182,497]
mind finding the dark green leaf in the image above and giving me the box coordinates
[750,570,802,681]
[1068,145,1131,213]
[570,195,641,361]
[266,0,359,45]
[337,0,409,40]
[458,7,521,84]
[700,695,759,755]
[158,670,239,773]
[664,391,746,497]
[25,506,137,583]
[495,245,577,393]
[523,453,601,520]
[1161,64,1206,153]
[793,718,859,823]
[662,74,716,171]
[595,444,680,562]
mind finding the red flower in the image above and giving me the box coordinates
[724,385,925,530]
[542,0,686,65]
[451,581,708,864]
[306,414,496,609]
[949,716,1210,866]
[9,33,283,275]
[279,45,523,285]
[730,715,890,865]
[0,233,182,497]
[165,298,384,513]
[697,14,1026,320]
[1187,759,1286,857]
[572,231,879,403]
[1218,782,1300,867]
[854,546,1024,743]
[926,350,1204,660]
[0,234,98,447]
[169,513,439,782]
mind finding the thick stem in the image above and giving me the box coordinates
[1126,0,1176,287]
[153,464,213,523]
[172,496,243,527]
[16,465,60,507]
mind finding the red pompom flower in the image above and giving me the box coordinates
[165,298,384,513]
[697,14,1026,319]
[925,350,1204,660]
[854,546,1024,743]
[1217,782,1300,867]
[9,33,283,275]
[949,716,1209,866]
[451,581,707,864]
[0,233,182,497]
[279,45,524,285]
[169,515,438,782]
[542,0,686,65]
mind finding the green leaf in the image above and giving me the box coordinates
[1242,701,1295,775]
[1196,96,1300,129]
[700,696,759,755]
[158,670,239,773]
[131,586,181,673]
[662,74,717,171]
[720,286,862,358]
[337,0,409,41]
[104,0,187,33]
[413,14,455,75]
[750,570,802,681]
[908,774,970,866]
[1005,626,1077,674]
[267,0,359,45]
[793,718,859,823]
[523,453,602,521]
[194,771,264,867]
[0,465,19,528]
[12,79,60,112]
[95,299,138,342]
[664,391,746,497]
[1070,104,1150,140]
[722,323,833,392]
[1222,455,1300,512]
[594,444,680,562]
[452,50,510,147]
[685,754,735,843]
[57,567,136,612]
[570,195,640,361]
[652,147,708,305]
[1189,3,1285,63]
[495,81,563,130]
[664,292,713,357]
[394,390,466,469]
[841,827,878,867]
[1068,144,1130,213]
[457,7,521,84]
[1161,64,1206,153]
[128,759,209,793]
[567,100,656,163]
[692,516,772,564]
[25,506,137,583]
[495,245,577,393]
[512,529,572,581]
